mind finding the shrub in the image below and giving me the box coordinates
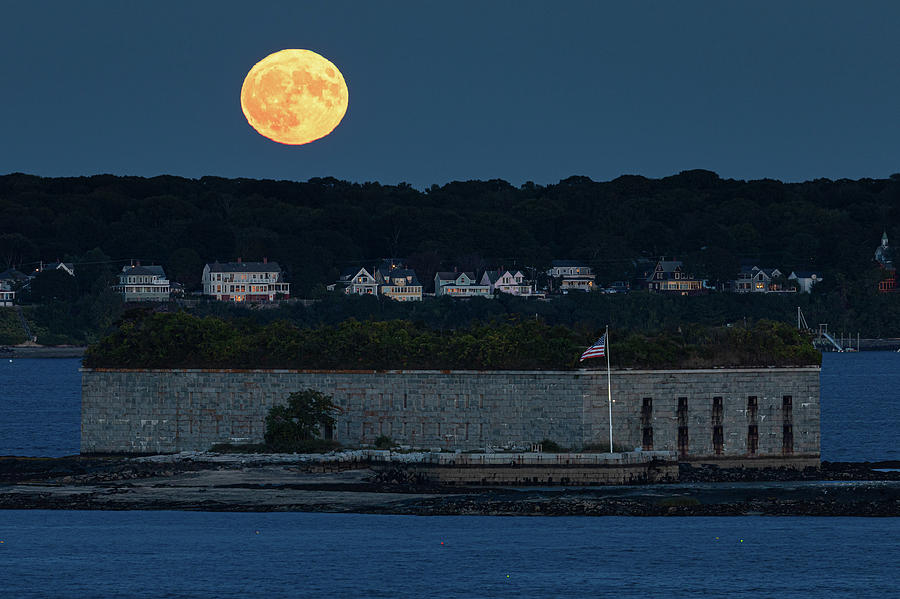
[374,435,396,449]
[538,438,566,452]
[582,441,636,453]
[264,389,339,452]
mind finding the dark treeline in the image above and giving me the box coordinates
[1,170,898,341]
[83,312,819,370]
[192,289,900,339]
[1,170,897,293]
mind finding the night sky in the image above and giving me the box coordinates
[3,1,900,189]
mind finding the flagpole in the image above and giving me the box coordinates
[606,325,613,453]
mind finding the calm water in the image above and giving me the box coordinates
[0,511,897,599]
[1,358,81,456]
[2,359,899,598]
[0,353,898,460]
[820,351,900,461]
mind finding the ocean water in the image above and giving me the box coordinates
[0,357,81,456]
[0,511,897,599]
[819,351,900,461]
[0,352,898,460]
[2,358,898,598]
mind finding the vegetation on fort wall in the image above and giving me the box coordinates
[263,389,342,453]
[83,311,820,370]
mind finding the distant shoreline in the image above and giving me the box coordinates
[1,346,86,358]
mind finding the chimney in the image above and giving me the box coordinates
[263,257,267,264]
[237,257,242,264]
[136,260,141,267]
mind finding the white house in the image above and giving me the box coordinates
[434,271,491,298]
[337,267,379,296]
[788,271,824,294]
[0,281,14,306]
[375,267,422,301]
[645,260,702,294]
[202,258,290,302]
[732,266,790,293]
[547,260,596,293]
[480,269,534,296]
[115,264,171,302]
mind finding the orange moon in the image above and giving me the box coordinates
[240,49,349,145]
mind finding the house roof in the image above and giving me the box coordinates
[435,271,475,282]
[338,266,373,281]
[656,260,683,272]
[483,270,502,284]
[550,260,587,268]
[379,268,420,286]
[43,262,75,274]
[120,265,166,277]
[207,261,282,273]
[739,265,780,275]
[484,269,525,283]
[0,268,29,281]
[646,260,682,281]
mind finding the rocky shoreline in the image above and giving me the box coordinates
[1,455,898,516]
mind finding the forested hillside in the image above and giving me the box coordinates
[1,170,897,294]
[1,170,898,343]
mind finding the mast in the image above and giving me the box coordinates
[606,325,613,453]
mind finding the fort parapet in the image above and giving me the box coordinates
[81,367,819,467]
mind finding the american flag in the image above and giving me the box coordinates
[580,333,607,361]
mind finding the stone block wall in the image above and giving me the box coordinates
[81,367,820,461]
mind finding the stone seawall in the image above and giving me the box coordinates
[81,367,820,463]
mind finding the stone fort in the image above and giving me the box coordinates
[81,367,820,467]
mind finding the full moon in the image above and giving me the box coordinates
[240,49,349,145]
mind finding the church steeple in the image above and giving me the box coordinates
[876,231,893,268]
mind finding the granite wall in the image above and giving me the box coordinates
[81,367,820,462]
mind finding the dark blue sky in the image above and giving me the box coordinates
[3,1,899,188]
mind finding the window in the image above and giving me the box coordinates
[748,424,758,455]
[713,425,724,455]
[712,396,723,425]
[677,397,689,457]
[747,396,758,420]
[677,397,688,425]
[782,424,793,454]
[641,398,653,451]
[711,396,724,454]
[678,426,689,457]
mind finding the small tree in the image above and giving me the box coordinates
[265,389,338,452]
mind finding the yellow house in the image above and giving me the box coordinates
[376,267,422,301]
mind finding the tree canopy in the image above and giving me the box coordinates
[2,171,898,342]
[1,171,897,295]
[83,311,820,370]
